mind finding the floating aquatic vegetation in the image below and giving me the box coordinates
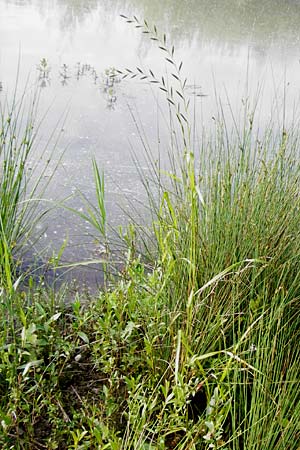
[37,57,51,88]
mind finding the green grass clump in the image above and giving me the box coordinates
[0,86,53,291]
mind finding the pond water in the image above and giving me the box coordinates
[1,0,300,287]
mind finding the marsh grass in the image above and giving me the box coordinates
[0,83,58,290]
[111,16,300,449]
[0,17,299,450]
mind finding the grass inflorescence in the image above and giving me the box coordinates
[0,16,299,450]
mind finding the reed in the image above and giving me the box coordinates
[0,84,56,290]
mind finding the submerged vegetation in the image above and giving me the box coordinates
[0,16,300,450]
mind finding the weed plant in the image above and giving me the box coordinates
[0,17,299,450]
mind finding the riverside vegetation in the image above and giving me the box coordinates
[0,16,299,450]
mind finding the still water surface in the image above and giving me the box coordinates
[1,0,300,285]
